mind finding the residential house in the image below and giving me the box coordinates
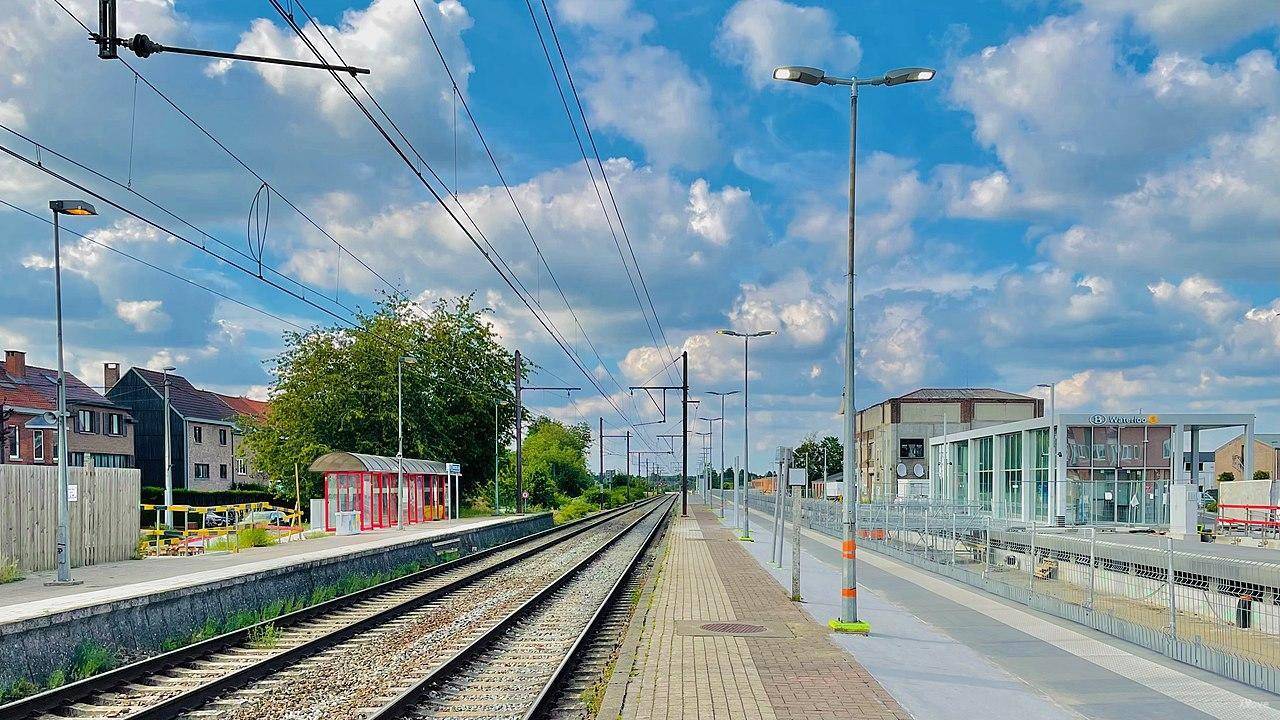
[1214,433,1280,483]
[211,392,270,485]
[1,350,133,468]
[855,388,1043,502]
[105,366,268,491]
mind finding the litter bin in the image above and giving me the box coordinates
[335,511,361,536]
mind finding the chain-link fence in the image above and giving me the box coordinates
[719,488,1280,694]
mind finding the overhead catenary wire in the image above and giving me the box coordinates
[269,0,661,453]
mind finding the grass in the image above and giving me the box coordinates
[207,527,278,552]
[247,623,280,649]
[69,643,115,681]
[0,556,21,584]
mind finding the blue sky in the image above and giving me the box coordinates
[3,0,1279,473]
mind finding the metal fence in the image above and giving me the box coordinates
[725,489,1280,695]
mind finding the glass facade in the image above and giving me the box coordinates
[1065,424,1173,527]
[1000,433,1022,519]
[976,437,993,512]
[954,442,969,505]
[1033,428,1050,521]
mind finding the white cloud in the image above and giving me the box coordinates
[687,180,761,246]
[716,0,861,88]
[859,302,932,391]
[115,300,171,332]
[1148,276,1243,324]
[728,270,839,346]
[1083,0,1280,52]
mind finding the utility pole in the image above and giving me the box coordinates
[162,365,175,529]
[630,351,690,516]
[494,400,500,514]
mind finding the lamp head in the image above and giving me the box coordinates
[50,200,98,216]
[882,67,935,86]
[401,356,418,365]
[162,365,176,372]
[773,65,826,86]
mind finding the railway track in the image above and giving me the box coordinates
[374,494,673,720]
[0,497,669,720]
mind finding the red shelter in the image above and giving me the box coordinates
[310,451,460,532]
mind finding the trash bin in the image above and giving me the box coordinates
[335,511,361,536]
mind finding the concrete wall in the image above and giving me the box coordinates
[0,513,552,688]
[1219,479,1273,508]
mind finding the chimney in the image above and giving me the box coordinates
[4,350,25,378]
[104,362,121,391]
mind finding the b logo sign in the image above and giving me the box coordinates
[1090,414,1107,424]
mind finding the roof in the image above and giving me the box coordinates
[2,363,120,413]
[132,368,238,423]
[897,388,1036,401]
[309,451,451,475]
[1258,434,1280,449]
[1182,451,1215,462]
[213,393,270,421]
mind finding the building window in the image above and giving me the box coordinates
[899,438,925,459]
[7,426,18,460]
[1001,433,1022,519]
[236,458,247,476]
[194,463,210,479]
[107,413,124,436]
[219,464,228,480]
[76,409,97,433]
[976,437,994,512]
[193,426,203,444]
[33,430,44,461]
[219,428,228,446]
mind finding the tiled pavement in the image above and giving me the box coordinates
[619,506,910,720]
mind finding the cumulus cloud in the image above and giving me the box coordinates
[687,180,762,246]
[716,0,861,88]
[115,300,171,332]
[728,271,839,347]
[1083,0,1280,52]
[859,302,932,391]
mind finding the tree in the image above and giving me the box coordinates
[793,434,843,481]
[241,295,519,507]
[520,416,593,506]
[1255,470,1272,480]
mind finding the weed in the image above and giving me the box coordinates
[2,678,39,701]
[247,623,280,649]
[207,527,277,552]
[0,557,21,583]
[69,642,115,681]
[45,669,67,689]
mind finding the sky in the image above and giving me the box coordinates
[2,0,1278,474]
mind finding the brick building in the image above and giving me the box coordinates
[1,350,134,468]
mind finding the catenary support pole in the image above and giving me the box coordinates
[515,349,524,514]
[682,351,688,517]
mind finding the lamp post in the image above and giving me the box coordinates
[48,199,97,585]
[774,63,935,634]
[1038,383,1060,525]
[161,365,175,529]
[397,355,417,530]
[698,418,721,506]
[707,390,738,519]
[717,330,776,540]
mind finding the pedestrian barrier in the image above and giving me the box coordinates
[727,489,1280,695]
[140,502,305,555]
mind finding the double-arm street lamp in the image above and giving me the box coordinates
[774,63,935,634]
[706,388,739,518]
[48,200,97,585]
[716,330,775,540]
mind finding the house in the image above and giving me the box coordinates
[1,350,134,468]
[1214,433,1280,483]
[105,366,269,491]
[855,388,1043,502]
[211,392,270,484]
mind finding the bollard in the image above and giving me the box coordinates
[791,484,802,601]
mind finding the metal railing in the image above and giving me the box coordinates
[724,489,1280,694]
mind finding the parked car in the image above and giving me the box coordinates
[204,510,234,527]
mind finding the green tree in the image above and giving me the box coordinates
[793,434,843,481]
[521,416,593,506]
[242,295,520,507]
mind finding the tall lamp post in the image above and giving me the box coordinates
[397,355,417,530]
[48,199,97,585]
[774,63,935,634]
[1038,383,1059,525]
[716,330,775,540]
[161,365,176,529]
[707,389,739,518]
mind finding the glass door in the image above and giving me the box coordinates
[1092,468,1116,523]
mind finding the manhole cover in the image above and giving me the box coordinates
[700,622,766,634]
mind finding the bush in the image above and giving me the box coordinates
[140,486,278,508]
[1218,472,1236,483]
[0,557,20,584]
[207,527,277,552]
[1255,470,1272,480]
[554,495,600,524]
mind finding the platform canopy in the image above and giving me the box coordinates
[309,451,450,475]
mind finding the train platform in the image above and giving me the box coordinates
[606,503,910,720]
[728,497,1280,720]
[0,514,528,627]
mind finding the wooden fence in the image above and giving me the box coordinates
[0,464,141,572]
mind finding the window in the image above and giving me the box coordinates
[107,413,124,436]
[899,438,925,459]
[236,458,247,476]
[33,430,44,461]
[219,428,228,446]
[6,426,17,460]
[194,463,210,479]
[219,464,228,479]
[977,437,994,512]
[193,426,203,444]
[1001,433,1022,519]
[76,409,97,433]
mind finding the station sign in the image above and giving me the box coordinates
[1089,414,1160,425]
[445,462,461,474]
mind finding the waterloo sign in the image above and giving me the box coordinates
[1088,414,1160,425]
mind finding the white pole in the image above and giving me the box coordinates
[397,358,405,530]
[51,212,77,585]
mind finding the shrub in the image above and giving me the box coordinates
[140,486,278,508]
[1255,470,1272,480]
[0,557,21,584]
[1218,472,1236,483]
[69,642,115,681]
[554,495,600,524]
[207,527,277,552]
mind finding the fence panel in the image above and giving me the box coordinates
[0,464,141,571]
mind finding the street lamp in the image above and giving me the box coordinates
[774,62,935,635]
[698,417,722,506]
[161,365,176,530]
[1037,383,1060,525]
[397,355,417,531]
[48,199,97,585]
[717,330,776,541]
[707,389,739,519]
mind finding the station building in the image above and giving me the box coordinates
[927,412,1256,533]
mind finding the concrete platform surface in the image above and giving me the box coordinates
[615,506,910,720]
[728,496,1280,720]
[0,514,519,625]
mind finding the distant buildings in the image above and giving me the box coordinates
[1214,433,1280,482]
[1,350,134,468]
[855,388,1043,502]
[105,365,268,491]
